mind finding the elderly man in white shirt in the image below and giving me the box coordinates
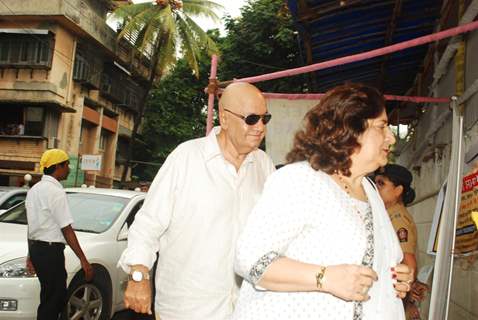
[118,82,275,320]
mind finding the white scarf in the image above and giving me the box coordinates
[362,178,406,320]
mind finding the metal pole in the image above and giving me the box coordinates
[444,99,464,320]
[428,96,464,320]
[206,54,218,135]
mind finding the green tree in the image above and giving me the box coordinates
[112,0,222,184]
[132,50,214,180]
[134,0,303,180]
[219,0,305,92]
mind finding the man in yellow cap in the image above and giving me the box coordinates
[26,149,94,320]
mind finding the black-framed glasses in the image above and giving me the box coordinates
[224,108,272,125]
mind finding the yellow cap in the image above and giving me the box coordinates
[40,149,69,172]
[472,211,478,229]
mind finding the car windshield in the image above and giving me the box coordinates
[0,192,129,233]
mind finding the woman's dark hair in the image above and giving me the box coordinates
[286,83,386,176]
[387,175,416,205]
[376,164,416,205]
[43,160,68,175]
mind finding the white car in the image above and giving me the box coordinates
[0,187,28,216]
[0,188,145,320]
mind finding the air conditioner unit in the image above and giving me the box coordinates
[47,137,59,149]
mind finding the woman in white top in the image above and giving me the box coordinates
[232,83,413,320]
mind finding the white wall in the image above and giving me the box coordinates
[265,99,317,165]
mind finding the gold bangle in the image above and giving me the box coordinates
[315,266,326,290]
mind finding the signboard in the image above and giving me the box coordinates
[455,171,478,255]
[427,173,478,256]
[81,155,102,171]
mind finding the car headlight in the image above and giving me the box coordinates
[0,257,36,278]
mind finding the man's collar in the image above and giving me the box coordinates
[204,126,256,164]
[204,126,223,161]
[41,174,63,188]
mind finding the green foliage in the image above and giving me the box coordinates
[132,57,211,180]
[113,0,222,76]
[219,0,305,92]
[133,0,304,180]
[112,1,222,183]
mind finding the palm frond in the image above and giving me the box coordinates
[115,5,157,43]
[155,8,178,74]
[112,2,153,20]
[175,14,201,76]
[112,0,221,81]
[156,31,178,77]
[138,6,173,52]
[182,0,223,22]
[182,15,218,56]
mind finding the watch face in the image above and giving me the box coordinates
[132,271,143,282]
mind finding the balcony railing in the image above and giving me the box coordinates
[100,65,143,113]
[0,34,54,69]
[73,53,101,89]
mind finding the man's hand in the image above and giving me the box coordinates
[81,259,94,282]
[124,278,152,314]
[62,225,94,281]
[392,264,413,299]
[26,256,35,275]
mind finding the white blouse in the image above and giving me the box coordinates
[232,161,405,320]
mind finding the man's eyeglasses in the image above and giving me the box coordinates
[224,108,272,125]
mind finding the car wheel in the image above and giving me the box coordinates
[62,272,112,320]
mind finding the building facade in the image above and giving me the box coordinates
[0,0,146,188]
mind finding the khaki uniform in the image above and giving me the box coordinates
[387,203,417,254]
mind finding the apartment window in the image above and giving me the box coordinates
[99,130,108,150]
[0,33,54,68]
[100,73,112,95]
[73,54,90,81]
[25,107,44,136]
[0,106,44,136]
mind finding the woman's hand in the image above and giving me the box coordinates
[392,264,413,298]
[322,264,378,302]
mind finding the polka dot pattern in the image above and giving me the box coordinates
[232,162,372,319]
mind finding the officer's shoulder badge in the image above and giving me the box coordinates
[397,228,408,242]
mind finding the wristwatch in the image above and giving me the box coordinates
[129,270,150,282]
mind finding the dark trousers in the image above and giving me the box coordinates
[29,240,67,320]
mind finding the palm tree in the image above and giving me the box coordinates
[112,0,222,184]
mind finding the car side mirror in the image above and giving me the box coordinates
[117,224,129,241]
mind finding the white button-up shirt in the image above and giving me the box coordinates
[118,127,275,320]
[26,175,73,243]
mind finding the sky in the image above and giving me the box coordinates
[132,0,248,34]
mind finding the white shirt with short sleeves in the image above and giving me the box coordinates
[118,126,275,320]
[26,175,73,243]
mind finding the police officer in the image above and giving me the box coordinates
[26,149,94,320]
[374,164,417,271]
[375,164,421,319]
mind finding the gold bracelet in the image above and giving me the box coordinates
[315,266,326,290]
